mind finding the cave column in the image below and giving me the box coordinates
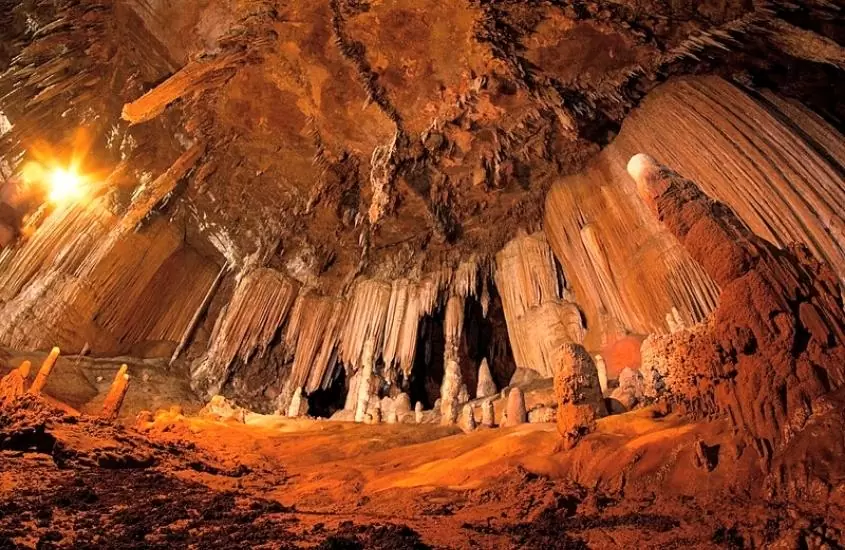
[439,295,464,425]
[354,336,377,423]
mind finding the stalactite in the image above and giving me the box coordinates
[494,232,584,378]
[338,279,392,371]
[283,292,346,393]
[545,76,845,347]
[0,201,114,301]
[116,143,205,232]
[193,267,299,396]
[121,55,248,124]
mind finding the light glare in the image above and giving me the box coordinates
[47,167,85,204]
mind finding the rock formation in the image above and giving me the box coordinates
[481,400,495,428]
[102,364,130,421]
[629,153,845,462]
[0,360,30,405]
[476,359,497,399]
[28,347,59,396]
[459,404,476,433]
[554,343,607,449]
[414,402,423,424]
[504,388,527,427]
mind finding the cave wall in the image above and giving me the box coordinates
[544,76,845,354]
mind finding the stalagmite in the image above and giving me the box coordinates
[476,359,497,398]
[102,365,130,421]
[555,344,607,449]
[505,388,527,427]
[354,336,377,423]
[287,387,309,418]
[629,153,845,459]
[481,400,495,427]
[0,361,31,405]
[439,295,464,425]
[170,262,229,366]
[414,401,423,424]
[393,393,411,417]
[594,355,608,395]
[28,347,60,396]
[386,409,399,424]
[545,76,845,349]
[459,404,476,432]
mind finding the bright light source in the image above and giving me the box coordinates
[47,167,85,204]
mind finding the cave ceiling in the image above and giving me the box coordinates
[1,0,843,294]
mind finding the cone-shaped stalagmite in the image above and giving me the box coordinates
[28,347,60,396]
[476,359,497,398]
[0,361,32,405]
[102,365,130,421]
[414,401,423,423]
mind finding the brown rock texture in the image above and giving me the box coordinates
[554,343,607,449]
[629,153,845,462]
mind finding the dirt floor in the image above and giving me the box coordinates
[2,386,843,549]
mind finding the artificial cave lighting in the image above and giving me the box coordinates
[47,166,86,204]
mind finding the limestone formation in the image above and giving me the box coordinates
[528,407,556,424]
[393,393,412,416]
[459,404,476,433]
[0,361,31,406]
[439,295,464,425]
[414,402,424,424]
[629,153,845,461]
[594,355,608,395]
[287,387,309,418]
[545,76,845,351]
[481,400,495,428]
[457,384,470,406]
[102,365,130,421]
[386,409,399,424]
[476,359,497,399]
[610,367,645,412]
[199,395,247,423]
[28,347,60,396]
[495,233,585,378]
[504,388,527,427]
[554,343,607,449]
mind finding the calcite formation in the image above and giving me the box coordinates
[554,343,607,449]
[0,0,843,430]
[475,359,497,399]
[0,360,30,405]
[28,347,59,396]
[101,365,130,421]
[629,153,845,461]
[504,388,527,427]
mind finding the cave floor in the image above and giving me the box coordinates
[4,389,832,550]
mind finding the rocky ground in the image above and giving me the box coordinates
[1,390,843,549]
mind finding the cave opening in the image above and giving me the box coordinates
[307,364,348,418]
[408,310,446,409]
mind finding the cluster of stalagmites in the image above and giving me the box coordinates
[630,154,845,463]
[0,347,131,420]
